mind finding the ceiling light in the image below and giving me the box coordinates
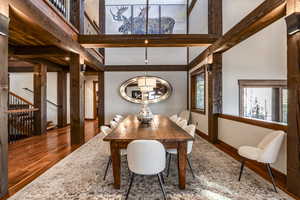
[144,39,149,44]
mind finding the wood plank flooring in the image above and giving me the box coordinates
[1,120,99,199]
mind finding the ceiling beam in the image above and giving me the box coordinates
[78,34,219,48]
[9,0,104,71]
[9,46,69,58]
[188,0,198,15]
[105,65,188,71]
[189,0,286,69]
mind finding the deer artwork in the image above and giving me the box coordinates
[110,6,176,34]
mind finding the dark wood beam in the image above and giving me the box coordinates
[70,53,85,145]
[78,34,219,48]
[33,63,47,135]
[189,0,286,69]
[0,0,9,197]
[9,46,69,58]
[187,0,197,16]
[98,71,105,127]
[8,66,33,72]
[57,71,67,128]
[70,0,85,34]
[99,0,105,57]
[286,3,300,197]
[207,0,222,144]
[9,0,104,70]
[105,65,188,71]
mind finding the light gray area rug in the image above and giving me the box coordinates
[9,134,293,200]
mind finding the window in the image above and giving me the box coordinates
[191,67,206,114]
[239,80,287,124]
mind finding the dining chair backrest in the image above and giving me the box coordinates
[177,119,187,128]
[101,126,112,136]
[115,114,124,120]
[179,110,190,123]
[127,140,166,175]
[110,120,118,129]
[170,114,178,122]
[184,124,196,154]
[257,131,285,163]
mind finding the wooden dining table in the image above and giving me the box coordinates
[103,115,194,190]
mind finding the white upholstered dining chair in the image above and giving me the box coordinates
[110,120,118,129]
[177,119,187,128]
[169,114,178,122]
[166,124,196,179]
[179,110,191,123]
[238,130,285,192]
[125,140,167,200]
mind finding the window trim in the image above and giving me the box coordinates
[191,66,206,115]
[238,79,287,123]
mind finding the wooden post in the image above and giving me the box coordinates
[0,0,9,196]
[285,4,300,196]
[70,53,85,145]
[98,71,104,127]
[207,0,222,143]
[99,0,105,57]
[70,0,85,33]
[57,71,67,128]
[34,64,47,135]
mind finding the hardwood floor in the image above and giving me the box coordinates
[1,120,99,199]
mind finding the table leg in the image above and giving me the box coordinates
[177,141,187,189]
[110,142,121,189]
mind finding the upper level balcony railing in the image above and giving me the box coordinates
[49,0,68,18]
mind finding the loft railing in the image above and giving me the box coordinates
[48,0,68,18]
[8,92,38,143]
[8,108,38,143]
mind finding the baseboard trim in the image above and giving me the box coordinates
[195,129,299,200]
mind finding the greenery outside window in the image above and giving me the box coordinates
[191,66,206,114]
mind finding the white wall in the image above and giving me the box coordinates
[105,71,187,123]
[222,19,287,115]
[105,47,187,65]
[219,118,287,174]
[10,73,59,125]
[84,76,98,119]
[188,0,208,62]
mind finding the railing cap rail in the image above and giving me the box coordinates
[7,108,39,114]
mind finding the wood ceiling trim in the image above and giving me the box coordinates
[78,34,218,48]
[9,0,104,71]
[189,0,286,70]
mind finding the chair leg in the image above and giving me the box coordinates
[238,160,245,181]
[167,154,172,177]
[266,164,278,193]
[187,157,195,179]
[157,174,167,200]
[160,172,165,184]
[125,173,135,200]
[103,156,112,181]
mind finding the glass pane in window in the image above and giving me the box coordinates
[282,89,288,123]
[195,74,205,110]
[243,88,273,121]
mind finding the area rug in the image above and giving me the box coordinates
[8,134,293,200]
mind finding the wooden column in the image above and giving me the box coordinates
[70,53,85,145]
[285,4,300,196]
[70,0,85,33]
[34,64,47,135]
[207,0,222,143]
[0,0,9,196]
[99,0,105,57]
[98,71,105,127]
[57,71,67,128]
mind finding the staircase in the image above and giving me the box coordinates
[8,92,56,143]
